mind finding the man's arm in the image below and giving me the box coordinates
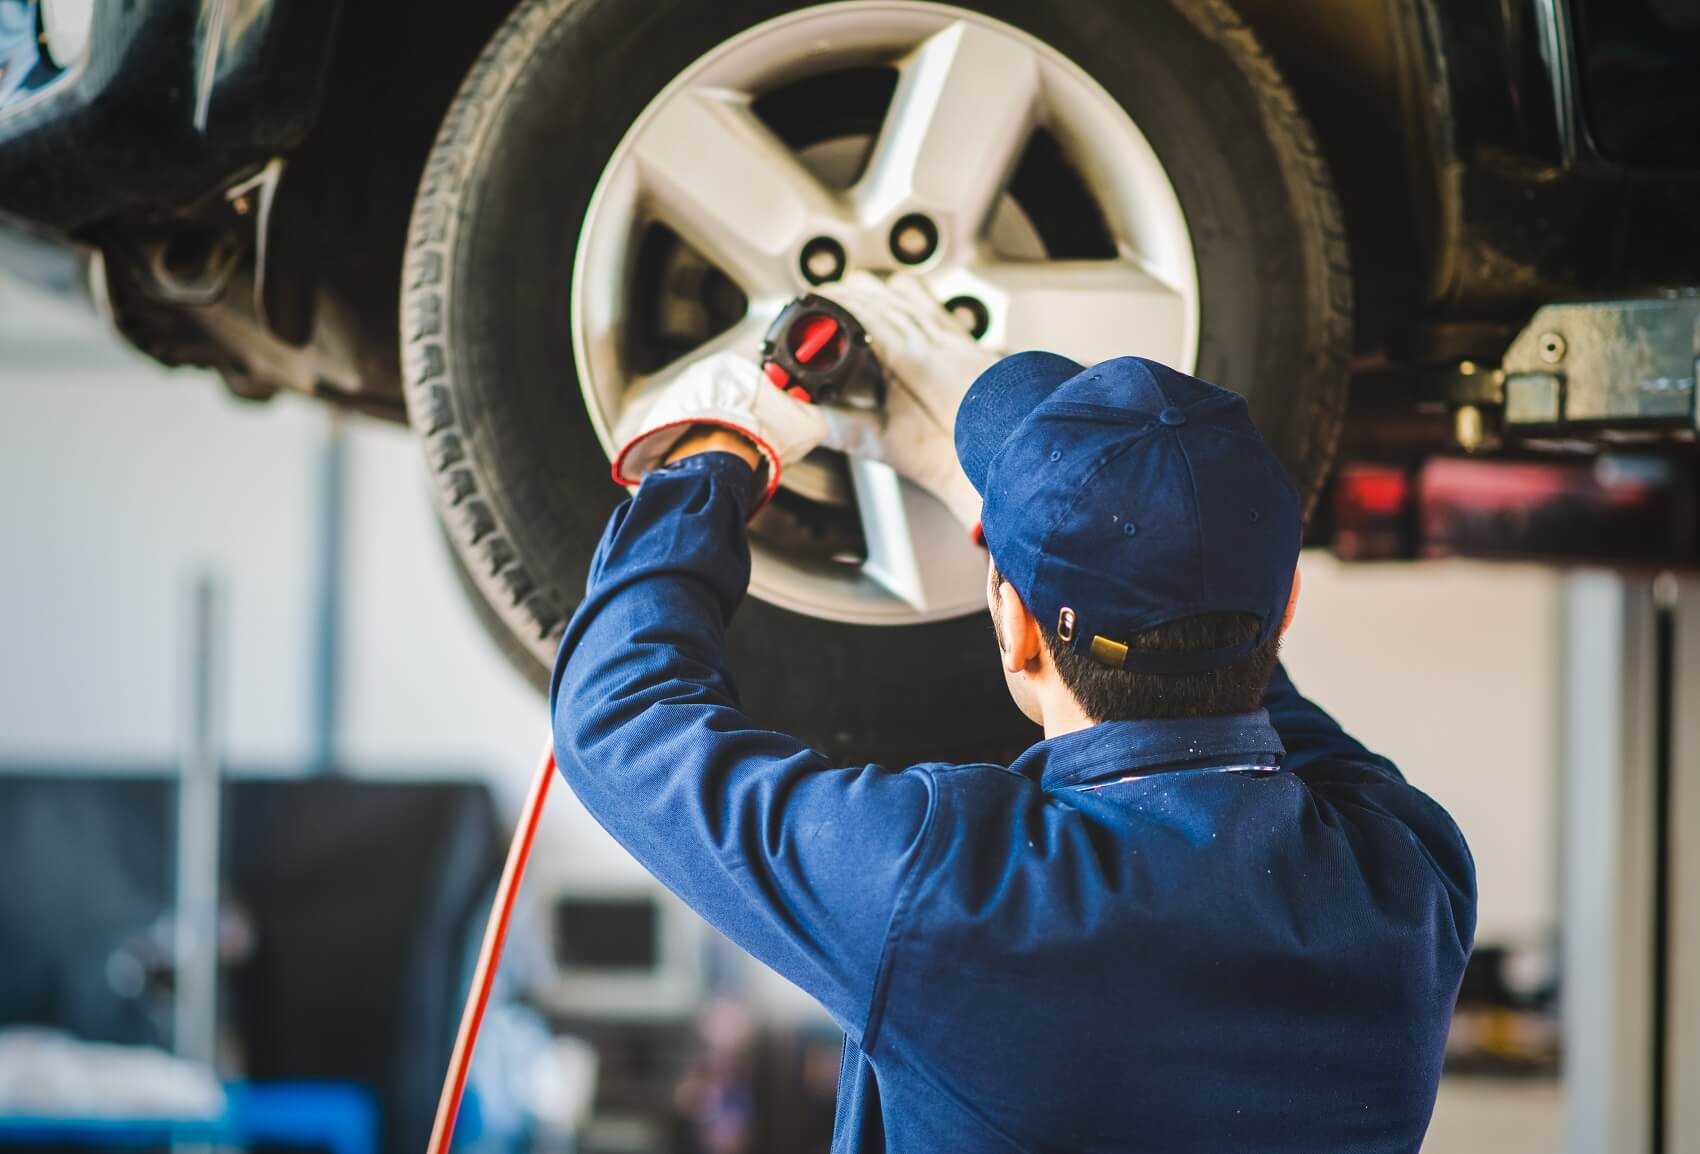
[1266,660,1476,944]
[549,450,935,1041]
[1262,660,1404,782]
[664,425,764,470]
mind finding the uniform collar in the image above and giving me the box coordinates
[1009,710,1285,792]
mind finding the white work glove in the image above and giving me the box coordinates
[612,349,863,513]
[825,272,998,532]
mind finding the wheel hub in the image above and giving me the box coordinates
[572,1,1199,625]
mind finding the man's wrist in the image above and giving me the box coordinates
[664,424,763,469]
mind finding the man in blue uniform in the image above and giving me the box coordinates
[552,274,1474,1152]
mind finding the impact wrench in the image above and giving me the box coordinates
[425,296,884,1154]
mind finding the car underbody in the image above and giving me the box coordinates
[0,0,1689,431]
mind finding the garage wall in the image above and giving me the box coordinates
[0,317,321,767]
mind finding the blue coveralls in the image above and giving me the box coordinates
[550,453,1477,1154]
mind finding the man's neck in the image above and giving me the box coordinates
[1041,694,1097,741]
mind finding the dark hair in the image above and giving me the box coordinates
[991,566,1280,722]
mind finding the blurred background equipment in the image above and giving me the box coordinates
[0,771,506,1154]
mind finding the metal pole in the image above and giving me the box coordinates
[1648,574,1678,1154]
[1560,572,1656,1154]
[1666,575,1700,1154]
[174,573,224,1067]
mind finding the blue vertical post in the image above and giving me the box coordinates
[310,413,347,774]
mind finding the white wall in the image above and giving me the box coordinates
[0,323,320,767]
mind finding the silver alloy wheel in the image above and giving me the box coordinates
[572,1,1199,625]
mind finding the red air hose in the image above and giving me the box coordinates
[426,743,557,1154]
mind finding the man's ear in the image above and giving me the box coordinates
[1279,564,1302,638]
[993,576,1043,675]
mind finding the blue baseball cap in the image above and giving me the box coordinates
[955,353,1302,674]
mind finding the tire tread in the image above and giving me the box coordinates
[1170,0,1353,517]
[401,0,581,651]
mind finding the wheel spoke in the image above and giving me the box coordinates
[631,88,846,298]
[848,459,987,614]
[854,20,1041,245]
[947,260,1190,368]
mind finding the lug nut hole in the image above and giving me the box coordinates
[799,236,847,285]
[889,214,939,265]
[944,295,991,340]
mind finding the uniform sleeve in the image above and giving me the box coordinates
[548,453,935,1041]
[1262,661,1403,781]
[1265,662,1477,948]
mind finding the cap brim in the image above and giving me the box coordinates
[954,351,1088,493]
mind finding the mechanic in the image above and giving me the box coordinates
[550,274,1476,1152]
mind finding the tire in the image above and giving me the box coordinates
[442,526,550,696]
[401,0,1350,765]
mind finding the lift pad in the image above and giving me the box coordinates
[1501,294,1699,437]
